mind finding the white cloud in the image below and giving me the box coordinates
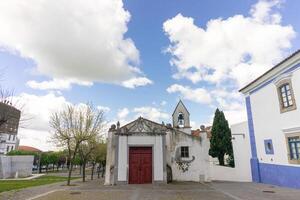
[18,128,55,151]
[13,93,71,151]
[250,0,282,23]
[0,0,151,88]
[117,108,130,119]
[160,101,167,106]
[167,84,212,104]
[113,106,170,128]
[121,77,153,89]
[14,92,111,150]
[133,107,169,122]
[97,106,110,113]
[163,0,295,87]
[164,0,296,125]
[27,79,93,90]
[14,93,71,131]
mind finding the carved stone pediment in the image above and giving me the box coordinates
[116,117,167,136]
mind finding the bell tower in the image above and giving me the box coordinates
[172,100,191,134]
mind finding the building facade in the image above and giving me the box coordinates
[0,102,21,155]
[240,50,300,189]
[104,100,210,185]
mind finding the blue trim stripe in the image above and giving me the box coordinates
[246,97,258,158]
[246,96,261,182]
[250,63,300,95]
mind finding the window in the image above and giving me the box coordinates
[288,137,300,160]
[13,135,15,141]
[178,112,184,128]
[6,146,9,153]
[11,146,14,151]
[276,79,297,113]
[280,84,293,108]
[8,134,11,140]
[264,139,274,154]
[181,146,189,158]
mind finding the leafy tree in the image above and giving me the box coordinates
[209,108,234,166]
[50,104,105,185]
[48,152,59,171]
[40,152,51,173]
[56,151,67,171]
[90,141,106,180]
[78,138,97,182]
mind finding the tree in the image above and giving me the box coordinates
[90,141,106,180]
[40,152,51,173]
[78,138,97,182]
[48,152,59,171]
[56,151,67,171]
[50,104,104,185]
[209,108,234,166]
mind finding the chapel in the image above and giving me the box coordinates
[104,100,210,185]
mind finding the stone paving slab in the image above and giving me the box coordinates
[2,178,300,200]
[210,181,300,200]
[35,189,234,200]
[0,178,82,200]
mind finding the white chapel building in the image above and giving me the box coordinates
[104,100,210,185]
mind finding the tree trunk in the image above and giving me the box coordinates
[39,162,42,173]
[91,163,95,180]
[101,162,105,178]
[97,163,100,179]
[218,154,225,166]
[67,145,78,186]
[67,162,74,185]
[101,166,105,178]
[82,162,86,182]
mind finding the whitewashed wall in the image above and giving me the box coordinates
[210,122,252,182]
[166,131,210,182]
[250,68,300,166]
[117,135,164,182]
[0,155,33,179]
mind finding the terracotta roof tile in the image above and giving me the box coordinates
[18,145,42,152]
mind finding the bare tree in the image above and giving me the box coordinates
[50,104,104,185]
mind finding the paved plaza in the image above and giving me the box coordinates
[1,178,300,200]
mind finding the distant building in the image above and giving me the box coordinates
[18,146,42,153]
[240,50,300,189]
[105,100,211,185]
[0,102,21,154]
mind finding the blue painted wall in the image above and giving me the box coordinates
[259,163,300,189]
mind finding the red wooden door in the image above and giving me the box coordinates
[129,147,152,184]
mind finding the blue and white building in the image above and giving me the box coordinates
[240,50,300,189]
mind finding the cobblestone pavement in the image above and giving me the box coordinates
[2,178,300,200]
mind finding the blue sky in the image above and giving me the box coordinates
[0,0,299,150]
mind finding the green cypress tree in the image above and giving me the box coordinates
[209,108,234,166]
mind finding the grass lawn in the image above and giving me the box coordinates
[0,175,79,193]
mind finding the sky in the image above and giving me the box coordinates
[0,0,299,151]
